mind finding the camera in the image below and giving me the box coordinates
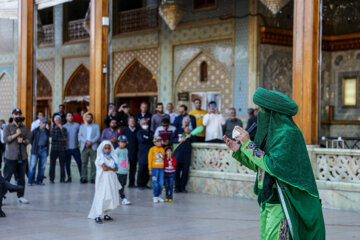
[14,117,25,124]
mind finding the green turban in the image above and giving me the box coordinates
[253,87,298,116]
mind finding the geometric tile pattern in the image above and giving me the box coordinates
[112,32,159,51]
[0,73,14,119]
[175,51,233,111]
[112,48,159,88]
[173,39,233,82]
[63,56,90,86]
[37,60,54,87]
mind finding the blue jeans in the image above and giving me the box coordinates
[152,168,164,197]
[66,148,82,179]
[28,147,48,184]
[164,172,175,198]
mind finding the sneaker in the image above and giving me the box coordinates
[157,197,164,203]
[121,198,131,205]
[165,198,169,202]
[18,197,29,204]
[27,183,33,187]
[169,198,173,203]
[153,197,159,203]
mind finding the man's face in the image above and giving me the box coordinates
[157,105,164,114]
[166,104,173,113]
[128,118,135,128]
[55,117,62,125]
[229,109,236,118]
[178,107,186,116]
[140,104,148,113]
[66,113,73,123]
[86,114,93,124]
[110,120,117,129]
[162,123,169,130]
[40,121,46,129]
[59,106,64,113]
[37,112,44,119]
[194,100,201,110]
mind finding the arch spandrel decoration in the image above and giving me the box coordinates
[115,59,158,97]
[37,69,52,99]
[175,51,233,111]
[0,72,14,117]
[64,64,90,97]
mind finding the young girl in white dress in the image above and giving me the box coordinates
[88,140,121,224]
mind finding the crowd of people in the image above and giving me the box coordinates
[0,99,258,221]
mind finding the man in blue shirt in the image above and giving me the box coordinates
[28,117,49,186]
[63,112,81,183]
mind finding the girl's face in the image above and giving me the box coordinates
[166,149,172,157]
[119,141,127,148]
[103,144,111,155]
[154,141,162,147]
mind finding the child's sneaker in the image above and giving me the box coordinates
[153,197,159,203]
[157,197,164,203]
[169,198,173,203]
[121,198,131,205]
[165,198,169,202]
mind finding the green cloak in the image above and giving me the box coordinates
[253,88,325,240]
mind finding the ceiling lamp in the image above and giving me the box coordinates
[259,0,291,14]
[159,0,185,31]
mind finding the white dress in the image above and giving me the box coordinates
[88,141,122,219]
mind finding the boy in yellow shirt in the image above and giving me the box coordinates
[189,98,207,142]
[148,136,165,203]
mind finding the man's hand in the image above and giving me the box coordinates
[149,170,152,176]
[85,141,92,148]
[234,126,250,145]
[215,108,220,114]
[57,123,63,129]
[16,128,22,136]
[17,137,23,144]
[223,135,240,152]
[180,137,186,143]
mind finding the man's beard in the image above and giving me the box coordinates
[87,120,92,124]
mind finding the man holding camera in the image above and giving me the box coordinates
[3,108,31,204]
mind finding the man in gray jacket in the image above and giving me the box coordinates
[3,108,31,204]
[78,113,100,184]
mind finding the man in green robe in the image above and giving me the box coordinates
[223,88,325,240]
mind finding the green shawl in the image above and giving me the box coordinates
[253,88,325,240]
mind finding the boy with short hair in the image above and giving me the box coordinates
[115,135,131,205]
[148,136,165,203]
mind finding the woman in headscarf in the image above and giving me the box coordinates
[88,140,121,224]
[224,88,325,240]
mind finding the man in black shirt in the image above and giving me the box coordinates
[52,104,66,124]
[135,102,152,128]
[245,108,257,141]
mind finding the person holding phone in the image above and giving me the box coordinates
[202,101,225,143]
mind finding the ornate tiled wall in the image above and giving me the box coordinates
[112,48,159,87]
[234,0,249,116]
[63,56,90,86]
[37,60,54,87]
[175,51,233,111]
[0,72,15,120]
[112,33,159,51]
[259,44,293,97]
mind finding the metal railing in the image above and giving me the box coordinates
[115,6,159,34]
[66,19,89,42]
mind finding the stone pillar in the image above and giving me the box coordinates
[247,0,260,109]
[292,0,320,144]
[52,4,63,113]
[159,21,172,105]
[89,0,109,129]
[17,0,34,128]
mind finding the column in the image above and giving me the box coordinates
[89,0,108,129]
[292,0,320,144]
[247,0,259,109]
[17,0,34,128]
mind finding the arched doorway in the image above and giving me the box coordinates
[64,64,89,113]
[36,69,53,121]
[114,59,158,114]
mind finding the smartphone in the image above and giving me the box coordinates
[109,105,114,111]
[212,103,216,111]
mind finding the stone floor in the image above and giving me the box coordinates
[1,180,360,240]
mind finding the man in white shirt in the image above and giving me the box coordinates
[166,103,178,125]
[202,101,225,143]
[31,111,49,131]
